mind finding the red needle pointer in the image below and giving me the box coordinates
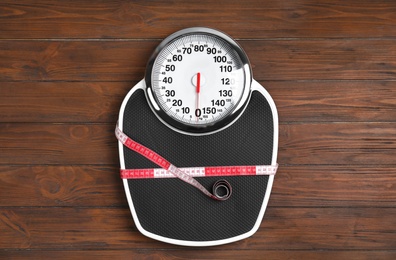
[196,72,201,121]
[196,72,201,93]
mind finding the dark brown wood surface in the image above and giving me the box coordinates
[0,1,395,259]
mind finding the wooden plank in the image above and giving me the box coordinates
[1,0,396,39]
[279,122,396,165]
[265,81,396,123]
[0,41,152,82]
[0,123,118,165]
[1,40,396,81]
[0,165,395,208]
[0,82,133,123]
[1,249,395,260]
[1,208,395,250]
[244,39,396,81]
[0,0,393,258]
[0,166,124,207]
[271,166,396,208]
[0,123,395,165]
[1,81,395,123]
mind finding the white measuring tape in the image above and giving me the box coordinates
[116,126,278,201]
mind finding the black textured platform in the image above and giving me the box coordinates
[122,89,273,242]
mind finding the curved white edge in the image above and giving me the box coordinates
[251,79,279,167]
[246,79,279,241]
[117,79,279,247]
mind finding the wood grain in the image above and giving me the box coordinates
[1,0,395,258]
[0,124,118,165]
[1,40,396,81]
[2,250,396,260]
[0,166,395,208]
[1,123,394,165]
[0,166,124,207]
[266,81,396,123]
[0,81,133,123]
[1,0,396,39]
[0,41,152,81]
[279,122,396,165]
[1,208,395,250]
[1,81,395,123]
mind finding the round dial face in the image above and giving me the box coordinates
[146,28,251,134]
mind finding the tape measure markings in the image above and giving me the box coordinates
[121,165,277,179]
[116,125,277,200]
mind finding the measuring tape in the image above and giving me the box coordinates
[116,126,278,201]
[121,165,277,179]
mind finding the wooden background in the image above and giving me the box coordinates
[1,0,395,259]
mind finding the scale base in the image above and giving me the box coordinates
[117,80,278,246]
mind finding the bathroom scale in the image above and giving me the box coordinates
[116,27,279,246]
